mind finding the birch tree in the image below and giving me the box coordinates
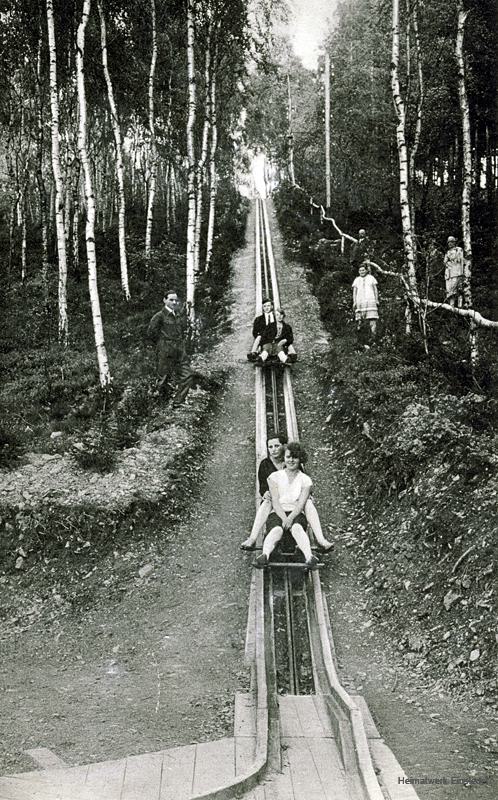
[144,0,158,272]
[205,67,218,272]
[186,0,197,319]
[76,0,112,387]
[193,20,213,276]
[391,0,418,330]
[97,0,130,300]
[456,0,477,363]
[35,32,49,302]
[46,0,69,342]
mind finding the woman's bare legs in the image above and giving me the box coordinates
[290,523,313,561]
[304,498,333,549]
[262,526,283,557]
[241,498,271,548]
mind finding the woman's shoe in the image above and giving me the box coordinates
[305,555,320,570]
[253,553,268,569]
[240,539,256,551]
[317,542,334,553]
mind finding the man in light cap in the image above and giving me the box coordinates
[444,236,468,307]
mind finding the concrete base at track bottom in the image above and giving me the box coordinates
[0,692,418,800]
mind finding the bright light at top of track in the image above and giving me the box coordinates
[286,0,336,70]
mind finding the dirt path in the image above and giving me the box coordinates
[266,202,497,800]
[0,210,258,775]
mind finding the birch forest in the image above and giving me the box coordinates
[0,0,497,780]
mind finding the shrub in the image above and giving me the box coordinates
[71,417,117,473]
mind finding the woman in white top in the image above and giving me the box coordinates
[254,442,319,570]
[352,264,378,339]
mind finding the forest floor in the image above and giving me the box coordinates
[0,202,496,799]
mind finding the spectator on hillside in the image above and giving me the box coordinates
[352,264,379,344]
[444,236,469,308]
[350,229,372,274]
[258,308,297,365]
[147,290,195,406]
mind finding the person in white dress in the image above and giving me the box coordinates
[352,264,379,341]
[254,442,319,570]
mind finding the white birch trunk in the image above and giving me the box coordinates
[287,74,296,185]
[145,0,157,271]
[36,35,49,301]
[169,161,177,227]
[194,34,212,276]
[46,0,69,343]
[391,0,418,331]
[205,73,218,273]
[76,0,112,387]
[97,0,130,300]
[324,52,331,209]
[408,0,423,236]
[456,2,477,363]
[186,0,197,320]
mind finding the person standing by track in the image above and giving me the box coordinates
[147,289,195,406]
[352,264,379,344]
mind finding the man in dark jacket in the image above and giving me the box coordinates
[350,229,372,274]
[147,290,194,404]
[259,308,297,365]
[247,297,274,361]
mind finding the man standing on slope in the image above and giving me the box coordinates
[147,290,194,406]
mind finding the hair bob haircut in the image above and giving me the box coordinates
[285,441,308,466]
[266,432,288,448]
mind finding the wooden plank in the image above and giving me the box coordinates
[311,697,335,739]
[24,748,67,770]
[261,760,294,800]
[234,692,256,737]
[349,695,382,739]
[281,738,326,800]
[191,738,235,797]
[159,744,196,800]
[292,696,330,739]
[278,697,302,738]
[369,740,420,800]
[0,766,91,800]
[307,738,353,800]
[242,786,266,800]
[235,736,256,775]
[78,758,126,800]
[120,752,164,800]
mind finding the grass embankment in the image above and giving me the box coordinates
[275,185,497,707]
[0,190,247,622]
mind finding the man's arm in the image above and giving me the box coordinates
[147,311,162,343]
